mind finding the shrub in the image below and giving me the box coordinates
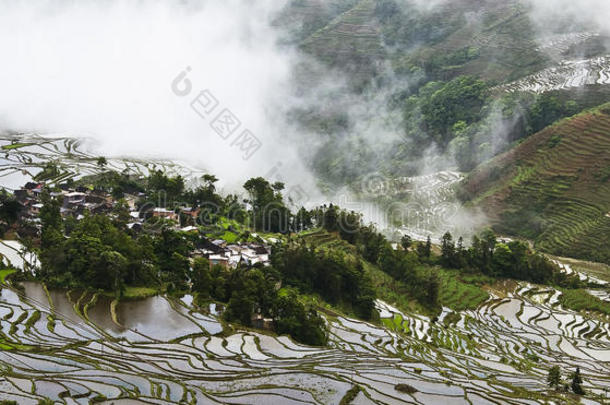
[395,384,418,394]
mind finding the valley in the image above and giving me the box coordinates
[1,0,609,403]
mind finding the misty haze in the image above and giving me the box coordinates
[0,0,609,404]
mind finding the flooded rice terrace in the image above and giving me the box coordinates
[1,135,609,403]
[1,278,610,404]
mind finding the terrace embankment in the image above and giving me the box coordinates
[463,103,610,265]
[1,276,610,403]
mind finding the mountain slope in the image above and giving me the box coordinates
[300,0,386,88]
[294,0,555,84]
[463,103,610,264]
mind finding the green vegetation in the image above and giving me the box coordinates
[192,257,328,346]
[547,365,561,390]
[412,76,489,146]
[38,191,160,295]
[382,313,408,333]
[463,104,610,264]
[395,383,417,394]
[243,177,291,233]
[559,289,610,316]
[439,229,583,288]
[1,142,33,150]
[437,270,490,311]
[24,310,41,333]
[274,287,328,346]
[340,385,361,404]
[0,269,16,284]
[571,367,585,395]
[120,286,159,300]
[0,190,21,235]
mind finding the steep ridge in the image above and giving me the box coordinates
[463,104,610,264]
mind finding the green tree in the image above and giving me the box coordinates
[400,234,412,250]
[293,207,313,232]
[210,264,228,301]
[323,204,339,232]
[571,367,585,395]
[547,366,561,390]
[0,190,20,228]
[100,250,127,298]
[224,268,275,326]
[420,75,488,144]
[492,243,513,277]
[274,288,327,346]
[440,232,455,267]
[38,191,65,279]
[192,257,212,297]
[146,170,185,207]
[418,269,440,308]
[243,177,290,233]
[112,199,131,230]
[417,236,431,260]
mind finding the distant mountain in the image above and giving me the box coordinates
[462,104,610,264]
[278,0,609,87]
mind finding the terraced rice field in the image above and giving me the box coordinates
[465,105,610,264]
[0,133,209,191]
[535,32,600,59]
[498,56,610,94]
[0,241,39,273]
[300,0,385,82]
[373,171,484,243]
[1,273,610,404]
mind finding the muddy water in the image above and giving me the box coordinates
[85,294,125,334]
[20,282,83,325]
[18,282,207,341]
[114,296,204,340]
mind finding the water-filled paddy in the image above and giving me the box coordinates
[1,279,610,404]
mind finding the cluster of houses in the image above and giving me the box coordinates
[16,182,116,222]
[13,182,273,269]
[192,238,271,269]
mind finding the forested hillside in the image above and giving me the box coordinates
[276,0,610,191]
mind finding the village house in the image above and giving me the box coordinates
[64,191,87,204]
[152,208,179,222]
[208,254,229,269]
[11,180,274,272]
[251,314,274,331]
[180,207,200,220]
[30,203,43,216]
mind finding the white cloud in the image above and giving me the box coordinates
[525,0,610,36]
[0,0,314,190]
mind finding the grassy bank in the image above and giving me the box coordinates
[0,269,16,284]
[437,269,491,311]
[559,289,610,316]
